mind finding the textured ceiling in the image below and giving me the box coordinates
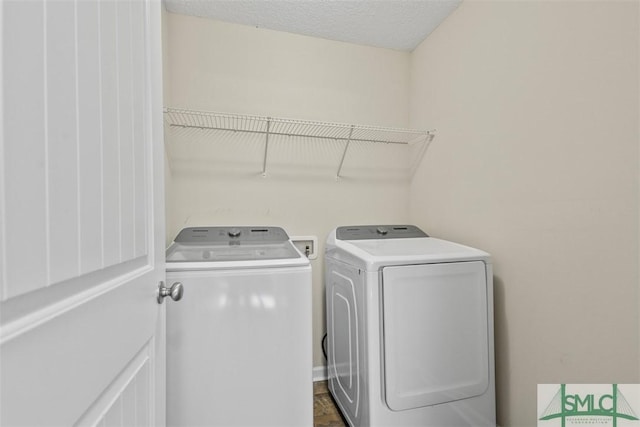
[163,0,462,52]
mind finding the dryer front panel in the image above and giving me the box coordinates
[381,261,489,411]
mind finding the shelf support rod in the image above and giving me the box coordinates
[336,125,355,179]
[262,118,271,177]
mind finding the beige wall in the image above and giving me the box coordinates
[165,13,410,126]
[409,1,639,425]
[163,12,411,368]
[163,3,640,421]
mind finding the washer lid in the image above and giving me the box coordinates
[166,227,308,270]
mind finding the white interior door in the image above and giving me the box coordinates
[0,0,166,425]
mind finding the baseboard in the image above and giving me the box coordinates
[313,365,327,382]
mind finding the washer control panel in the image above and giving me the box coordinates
[175,226,290,243]
[336,225,428,240]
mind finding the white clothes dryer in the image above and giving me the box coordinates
[325,225,495,427]
[166,226,313,427]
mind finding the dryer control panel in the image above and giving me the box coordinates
[336,225,428,240]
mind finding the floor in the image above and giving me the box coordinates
[313,381,347,427]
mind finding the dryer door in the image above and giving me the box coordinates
[381,261,489,411]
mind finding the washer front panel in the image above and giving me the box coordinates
[381,261,490,411]
[166,266,312,426]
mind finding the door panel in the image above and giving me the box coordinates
[1,0,48,298]
[1,0,153,298]
[47,0,80,285]
[1,274,156,425]
[100,0,122,269]
[77,0,104,276]
[0,0,165,425]
[76,338,153,426]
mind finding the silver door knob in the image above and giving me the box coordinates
[157,281,184,304]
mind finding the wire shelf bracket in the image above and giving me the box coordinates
[336,125,355,179]
[262,118,271,177]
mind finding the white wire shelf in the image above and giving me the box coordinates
[163,108,435,179]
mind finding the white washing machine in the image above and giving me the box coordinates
[166,226,313,427]
[325,225,495,427]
